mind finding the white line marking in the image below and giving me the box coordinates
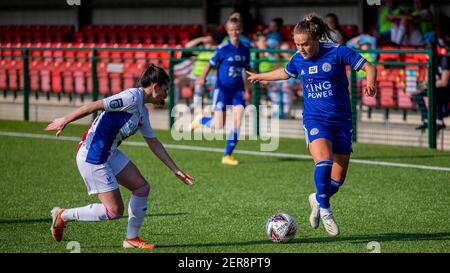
[1,131,449,172]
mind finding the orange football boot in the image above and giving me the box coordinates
[50,207,67,242]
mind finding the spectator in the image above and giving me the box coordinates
[269,42,300,119]
[264,17,284,49]
[389,0,433,46]
[374,0,401,45]
[252,33,276,73]
[325,13,347,44]
[184,33,218,111]
[346,34,378,79]
[414,38,450,131]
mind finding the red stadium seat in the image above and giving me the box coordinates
[29,59,42,93]
[110,73,122,94]
[51,62,63,93]
[379,81,395,107]
[40,61,51,93]
[74,62,87,95]
[379,46,401,62]
[0,60,7,90]
[359,79,377,107]
[97,62,109,95]
[63,61,75,94]
[340,25,358,39]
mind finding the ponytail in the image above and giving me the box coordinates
[293,13,336,42]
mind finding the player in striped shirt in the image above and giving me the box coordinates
[247,14,377,236]
[45,64,194,249]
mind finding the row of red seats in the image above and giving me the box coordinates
[0,25,74,44]
[0,58,151,96]
[0,24,202,46]
[75,24,201,46]
[0,42,184,96]
[378,45,430,63]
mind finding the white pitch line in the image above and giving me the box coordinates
[1,131,450,172]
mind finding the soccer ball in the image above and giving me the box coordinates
[265,212,297,243]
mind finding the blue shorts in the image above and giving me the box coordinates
[303,120,353,155]
[212,89,245,112]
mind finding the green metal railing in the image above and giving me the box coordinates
[352,48,435,148]
[0,46,437,148]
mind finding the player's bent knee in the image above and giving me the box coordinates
[106,206,124,220]
[132,183,150,197]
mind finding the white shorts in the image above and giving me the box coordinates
[76,147,130,195]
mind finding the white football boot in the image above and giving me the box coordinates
[320,208,340,236]
[308,193,320,229]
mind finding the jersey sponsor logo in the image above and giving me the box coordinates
[322,62,332,72]
[109,98,124,109]
[309,66,318,74]
[305,81,334,99]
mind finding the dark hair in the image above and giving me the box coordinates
[272,17,284,27]
[137,63,169,88]
[326,13,339,24]
[293,13,335,42]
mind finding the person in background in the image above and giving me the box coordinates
[374,0,401,45]
[184,33,218,112]
[414,38,450,131]
[388,0,433,46]
[326,13,348,45]
[264,17,284,49]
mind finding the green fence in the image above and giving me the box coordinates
[0,46,437,148]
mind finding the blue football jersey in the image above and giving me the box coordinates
[209,40,251,92]
[285,42,367,125]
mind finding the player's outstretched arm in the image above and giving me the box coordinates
[144,137,194,186]
[196,62,212,87]
[361,62,377,97]
[245,67,290,83]
[44,100,104,136]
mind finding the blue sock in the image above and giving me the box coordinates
[200,116,212,128]
[224,129,239,156]
[329,179,344,197]
[314,160,333,209]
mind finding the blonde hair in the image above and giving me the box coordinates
[293,13,335,42]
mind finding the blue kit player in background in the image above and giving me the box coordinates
[247,13,377,236]
[191,17,253,166]
[45,64,194,249]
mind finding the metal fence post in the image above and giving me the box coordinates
[22,49,30,121]
[91,49,99,120]
[168,49,175,129]
[252,49,260,136]
[427,47,436,149]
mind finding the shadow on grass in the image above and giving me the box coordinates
[0,218,52,225]
[352,154,450,161]
[296,232,450,244]
[0,212,188,225]
[156,232,450,249]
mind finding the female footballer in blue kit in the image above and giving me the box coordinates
[191,17,252,166]
[247,14,377,236]
[45,64,194,249]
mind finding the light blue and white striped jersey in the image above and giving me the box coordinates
[78,88,156,164]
